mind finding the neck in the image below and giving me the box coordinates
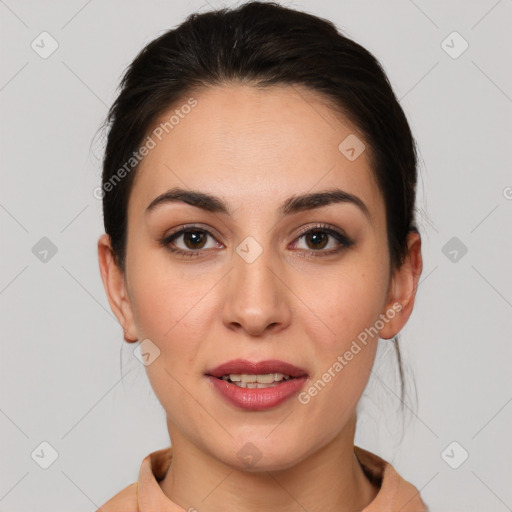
[159,414,379,512]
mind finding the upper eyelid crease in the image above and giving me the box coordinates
[145,187,372,223]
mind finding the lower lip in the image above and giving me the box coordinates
[206,376,308,411]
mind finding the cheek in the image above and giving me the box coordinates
[126,258,216,413]
[294,260,388,421]
[298,260,389,351]
[127,244,216,341]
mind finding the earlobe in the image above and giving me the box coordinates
[379,231,423,340]
[97,234,138,343]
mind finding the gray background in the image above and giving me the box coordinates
[1,0,511,510]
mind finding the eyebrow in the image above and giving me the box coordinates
[145,186,371,221]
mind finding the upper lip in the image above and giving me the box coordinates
[205,359,308,378]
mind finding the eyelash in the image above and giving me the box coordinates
[159,223,354,259]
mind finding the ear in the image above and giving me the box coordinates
[379,230,423,340]
[97,233,138,343]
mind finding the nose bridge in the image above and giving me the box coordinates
[222,232,290,335]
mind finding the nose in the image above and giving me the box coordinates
[222,242,292,337]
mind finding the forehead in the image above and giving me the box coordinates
[129,83,384,222]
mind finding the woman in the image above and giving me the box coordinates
[95,1,427,510]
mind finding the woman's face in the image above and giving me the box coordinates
[99,83,418,470]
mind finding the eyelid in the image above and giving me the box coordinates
[163,223,224,242]
[161,222,353,257]
[294,222,350,240]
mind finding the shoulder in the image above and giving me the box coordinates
[355,446,428,512]
[95,482,139,512]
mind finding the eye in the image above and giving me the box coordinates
[291,224,354,257]
[160,226,223,258]
[160,223,354,259]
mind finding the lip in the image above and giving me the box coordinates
[205,358,308,379]
[205,359,309,411]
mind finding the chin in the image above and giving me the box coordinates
[221,436,304,473]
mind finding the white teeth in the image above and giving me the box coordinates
[220,373,293,386]
[231,381,280,389]
[256,373,278,384]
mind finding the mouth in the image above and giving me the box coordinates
[205,360,309,411]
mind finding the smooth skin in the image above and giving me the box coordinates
[98,83,422,512]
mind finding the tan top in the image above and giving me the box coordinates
[97,445,428,511]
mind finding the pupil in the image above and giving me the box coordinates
[307,231,327,250]
[185,231,206,249]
